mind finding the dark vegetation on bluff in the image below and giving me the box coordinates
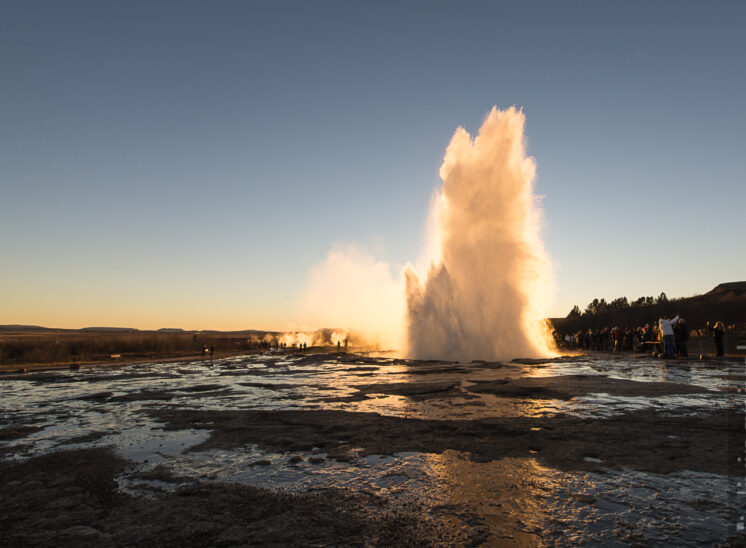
[550,282,746,335]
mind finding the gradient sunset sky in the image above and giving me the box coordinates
[2,1,744,330]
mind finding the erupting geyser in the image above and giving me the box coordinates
[302,106,556,360]
[405,106,556,361]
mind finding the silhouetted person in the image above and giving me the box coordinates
[337,341,341,351]
[612,326,622,352]
[673,318,689,358]
[202,345,208,359]
[344,338,348,352]
[707,321,725,357]
[209,345,214,359]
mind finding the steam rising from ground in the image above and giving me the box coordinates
[300,245,404,349]
[406,107,555,361]
[301,106,556,360]
[247,329,353,348]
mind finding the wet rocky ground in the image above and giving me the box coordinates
[1,351,745,546]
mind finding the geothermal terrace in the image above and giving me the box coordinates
[1,351,743,546]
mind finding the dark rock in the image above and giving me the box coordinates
[46,495,87,510]
[572,493,596,504]
[0,425,44,441]
[77,391,113,401]
[217,524,252,543]
[60,525,105,541]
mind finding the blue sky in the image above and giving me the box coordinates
[1,1,744,329]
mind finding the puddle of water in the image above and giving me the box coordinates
[527,355,746,392]
[113,442,742,547]
[2,352,743,451]
[2,351,743,544]
[7,354,745,422]
[113,427,211,463]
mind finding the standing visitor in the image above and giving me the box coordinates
[658,315,680,358]
[707,321,726,357]
[601,327,611,351]
[612,326,623,352]
[673,318,689,358]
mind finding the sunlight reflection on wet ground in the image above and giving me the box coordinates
[1,351,744,545]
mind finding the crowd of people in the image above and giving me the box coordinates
[559,317,727,358]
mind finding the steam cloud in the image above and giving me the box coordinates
[405,107,556,361]
[301,106,556,361]
[300,245,405,350]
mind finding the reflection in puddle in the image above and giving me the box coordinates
[2,353,742,428]
[1,351,744,545]
[117,445,739,546]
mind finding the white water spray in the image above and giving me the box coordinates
[405,106,556,361]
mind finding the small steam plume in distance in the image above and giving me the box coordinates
[299,244,405,350]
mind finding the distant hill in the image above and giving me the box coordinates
[550,282,746,334]
[0,325,142,333]
[196,329,279,335]
[707,281,746,297]
[80,327,139,333]
[0,324,280,335]
[0,325,61,332]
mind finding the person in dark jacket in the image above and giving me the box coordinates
[707,321,725,357]
[673,318,689,358]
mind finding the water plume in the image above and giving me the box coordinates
[405,106,556,361]
[299,107,555,360]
